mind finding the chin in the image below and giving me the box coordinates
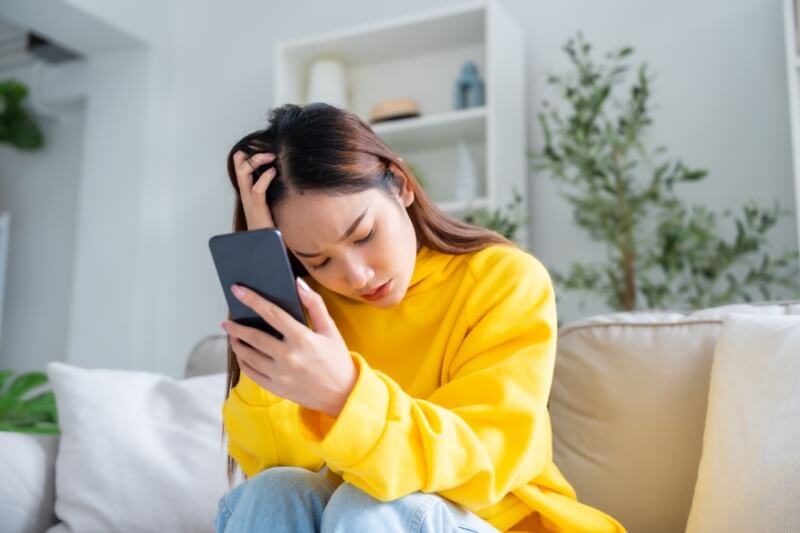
[367,286,405,308]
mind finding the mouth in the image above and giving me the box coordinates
[361,279,393,301]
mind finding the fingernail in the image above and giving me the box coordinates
[231,285,246,298]
[297,277,311,293]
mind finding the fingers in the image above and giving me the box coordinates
[233,151,276,196]
[252,167,276,196]
[236,349,273,385]
[233,151,277,229]
[224,319,283,359]
[231,285,305,338]
[229,335,275,376]
[295,277,336,336]
[232,151,254,192]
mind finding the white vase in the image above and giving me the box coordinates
[454,140,479,204]
[306,58,348,108]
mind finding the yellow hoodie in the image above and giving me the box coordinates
[222,244,626,532]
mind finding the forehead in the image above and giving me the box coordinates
[273,188,385,249]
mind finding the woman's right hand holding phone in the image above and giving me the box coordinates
[233,151,278,230]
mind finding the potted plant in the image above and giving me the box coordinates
[530,33,800,311]
[0,80,54,434]
[0,79,44,149]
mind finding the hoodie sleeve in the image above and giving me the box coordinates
[223,372,324,478]
[295,250,560,507]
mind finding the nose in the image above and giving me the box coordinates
[342,256,374,292]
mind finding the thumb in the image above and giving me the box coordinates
[296,277,336,335]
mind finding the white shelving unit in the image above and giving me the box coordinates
[274,0,526,242]
[783,0,800,250]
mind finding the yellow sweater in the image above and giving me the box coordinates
[222,244,626,532]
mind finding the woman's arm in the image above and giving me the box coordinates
[296,250,556,504]
[223,373,324,477]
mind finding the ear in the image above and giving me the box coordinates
[388,162,415,208]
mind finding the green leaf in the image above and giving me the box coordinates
[0,370,12,393]
[0,372,49,414]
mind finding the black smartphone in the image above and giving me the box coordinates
[208,228,307,339]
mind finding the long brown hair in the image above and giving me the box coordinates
[222,102,514,485]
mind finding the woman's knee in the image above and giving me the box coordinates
[247,466,327,493]
[223,466,333,511]
[321,483,443,533]
[215,467,335,532]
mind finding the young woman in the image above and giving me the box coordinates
[215,103,625,533]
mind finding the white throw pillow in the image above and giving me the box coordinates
[0,432,58,533]
[685,314,800,533]
[45,362,231,533]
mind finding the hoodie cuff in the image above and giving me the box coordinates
[233,372,285,406]
[298,352,390,469]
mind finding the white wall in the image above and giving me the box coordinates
[1,0,797,375]
[0,66,85,372]
[0,0,175,374]
[521,0,799,320]
[163,0,798,374]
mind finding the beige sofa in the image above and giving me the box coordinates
[4,300,799,532]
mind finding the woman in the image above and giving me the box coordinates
[215,103,625,532]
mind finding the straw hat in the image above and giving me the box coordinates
[368,97,420,123]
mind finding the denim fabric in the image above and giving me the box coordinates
[214,466,499,533]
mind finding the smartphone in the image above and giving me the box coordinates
[208,228,307,340]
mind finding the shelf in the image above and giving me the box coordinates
[276,2,485,66]
[275,0,528,244]
[371,106,487,153]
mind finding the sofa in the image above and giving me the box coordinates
[2,300,799,532]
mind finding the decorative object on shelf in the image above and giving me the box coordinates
[306,57,348,108]
[453,61,485,109]
[368,97,420,124]
[531,32,800,312]
[0,79,44,149]
[0,370,59,434]
[464,186,526,241]
[454,140,479,203]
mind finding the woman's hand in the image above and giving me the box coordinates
[232,150,277,230]
[223,277,357,418]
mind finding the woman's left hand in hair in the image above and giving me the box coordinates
[222,278,357,418]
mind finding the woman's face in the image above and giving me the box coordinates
[272,173,418,308]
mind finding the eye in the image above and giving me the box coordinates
[310,257,330,270]
[356,227,375,245]
[309,227,375,270]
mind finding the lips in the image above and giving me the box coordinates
[362,279,392,300]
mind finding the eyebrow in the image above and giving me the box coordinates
[293,207,369,258]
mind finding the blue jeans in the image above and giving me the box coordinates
[214,466,500,533]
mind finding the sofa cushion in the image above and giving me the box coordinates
[550,301,800,533]
[685,314,800,532]
[0,432,58,533]
[45,362,231,533]
[185,334,228,378]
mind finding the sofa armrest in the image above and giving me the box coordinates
[0,431,59,533]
